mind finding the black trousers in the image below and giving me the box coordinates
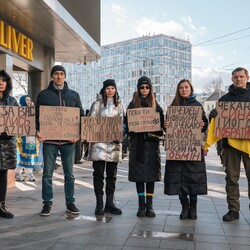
[74,140,83,162]
[93,161,118,195]
[0,170,8,202]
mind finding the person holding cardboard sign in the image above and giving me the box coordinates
[164,79,208,220]
[87,79,124,216]
[124,76,164,217]
[35,65,84,217]
[209,67,250,222]
[0,70,18,219]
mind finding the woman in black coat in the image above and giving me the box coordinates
[125,76,164,217]
[0,70,18,218]
[164,79,208,220]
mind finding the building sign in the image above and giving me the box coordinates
[0,20,33,61]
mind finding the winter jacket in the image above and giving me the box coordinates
[125,98,164,182]
[35,81,84,144]
[164,96,208,195]
[87,95,124,162]
[0,96,19,170]
[218,82,250,148]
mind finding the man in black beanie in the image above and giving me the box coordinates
[35,65,84,217]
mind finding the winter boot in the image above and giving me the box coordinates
[137,196,146,217]
[179,198,189,220]
[0,201,14,219]
[104,193,122,215]
[188,199,197,219]
[146,196,155,217]
[95,194,104,215]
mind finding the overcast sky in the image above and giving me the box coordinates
[101,0,250,92]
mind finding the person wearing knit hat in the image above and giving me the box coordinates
[50,65,66,78]
[137,76,152,89]
[35,65,84,217]
[124,75,164,218]
[87,79,124,216]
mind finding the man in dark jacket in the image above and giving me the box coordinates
[210,67,250,221]
[36,65,84,216]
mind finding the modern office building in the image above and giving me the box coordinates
[0,0,101,101]
[63,34,191,111]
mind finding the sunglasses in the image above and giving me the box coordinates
[140,85,150,90]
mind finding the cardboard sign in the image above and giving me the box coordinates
[0,106,35,136]
[215,101,250,139]
[127,107,161,132]
[165,106,202,161]
[81,116,122,142]
[39,106,80,140]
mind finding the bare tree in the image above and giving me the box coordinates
[203,76,223,92]
[12,73,28,100]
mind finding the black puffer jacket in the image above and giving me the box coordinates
[126,98,164,182]
[35,81,84,144]
[219,82,250,148]
[164,96,208,195]
[0,70,19,170]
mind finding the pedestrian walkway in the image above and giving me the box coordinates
[0,146,249,250]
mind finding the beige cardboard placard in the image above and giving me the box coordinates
[215,101,250,139]
[0,106,35,136]
[39,106,80,140]
[165,106,202,161]
[127,107,161,132]
[81,116,122,142]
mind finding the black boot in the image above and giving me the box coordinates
[188,199,197,219]
[0,201,14,219]
[137,196,146,217]
[104,193,122,215]
[95,194,104,215]
[146,196,155,217]
[179,199,189,220]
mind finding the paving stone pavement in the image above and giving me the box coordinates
[0,146,249,250]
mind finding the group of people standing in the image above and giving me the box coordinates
[0,66,249,224]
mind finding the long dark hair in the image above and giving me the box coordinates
[0,69,12,98]
[170,79,194,106]
[133,86,156,108]
[100,88,119,107]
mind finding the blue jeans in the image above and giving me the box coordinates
[42,143,75,205]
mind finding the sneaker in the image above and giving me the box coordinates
[66,203,80,215]
[15,173,25,182]
[27,173,36,182]
[222,210,239,221]
[0,202,14,219]
[40,204,52,216]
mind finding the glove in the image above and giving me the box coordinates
[83,140,88,144]
[113,140,120,144]
[209,109,218,120]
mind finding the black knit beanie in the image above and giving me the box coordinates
[103,79,117,89]
[51,65,66,77]
[137,76,152,88]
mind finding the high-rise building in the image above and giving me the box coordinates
[63,34,191,111]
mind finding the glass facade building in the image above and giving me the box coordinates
[63,34,191,112]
